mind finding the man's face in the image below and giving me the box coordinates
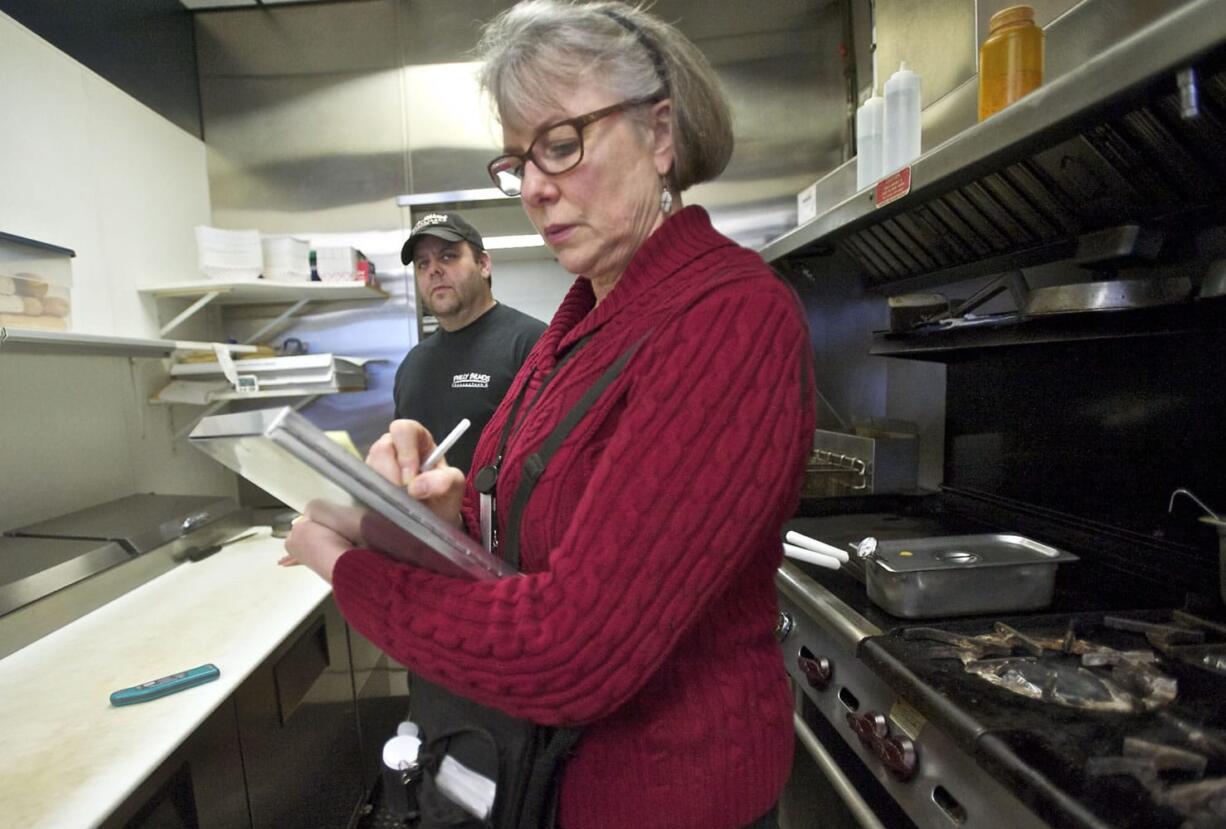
[411,236,492,323]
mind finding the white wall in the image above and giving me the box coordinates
[0,12,235,530]
[0,10,211,339]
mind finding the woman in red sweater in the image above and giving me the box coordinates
[287,3,815,827]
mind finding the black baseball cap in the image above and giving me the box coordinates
[400,213,485,265]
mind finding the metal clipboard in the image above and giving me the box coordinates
[188,406,515,580]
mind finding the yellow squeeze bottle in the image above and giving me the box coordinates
[978,5,1044,121]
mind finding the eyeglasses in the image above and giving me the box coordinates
[486,96,662,197]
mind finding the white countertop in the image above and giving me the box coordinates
[0,529,331,829]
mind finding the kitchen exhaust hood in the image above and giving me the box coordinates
[760,0,1226,294]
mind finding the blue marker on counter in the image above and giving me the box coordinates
[109,664,220,706]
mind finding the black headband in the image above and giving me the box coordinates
[602,8,670,96]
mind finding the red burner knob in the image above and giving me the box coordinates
[846,711,918,781]
[879,735,918,781]
[847,711,888,744]
[798,654,833,690]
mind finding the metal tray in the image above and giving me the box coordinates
[865,533,1078,619]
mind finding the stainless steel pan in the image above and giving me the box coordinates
[784,531,1078,618]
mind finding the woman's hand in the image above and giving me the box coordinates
[283,518,350,584]
[367,419,465,528]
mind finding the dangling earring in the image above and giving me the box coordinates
[660,181,673,215]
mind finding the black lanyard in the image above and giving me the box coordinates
[472,334,594,557]
[472,328,653,568]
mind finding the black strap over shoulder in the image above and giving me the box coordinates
[502,330,652,569]
[406,328,654,829]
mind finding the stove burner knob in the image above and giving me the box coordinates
[880,735,918,782]
[847,711,888,744]
[846,712,918,781]
[775,611,794,642]
[798,654,833,690]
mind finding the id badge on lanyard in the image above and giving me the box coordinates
[480,493,494,553]
[472,335,591,560]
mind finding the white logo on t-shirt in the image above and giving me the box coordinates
[452,372,491,389]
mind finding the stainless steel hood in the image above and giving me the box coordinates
[761,0,1226,293]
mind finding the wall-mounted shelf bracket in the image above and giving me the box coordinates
[158,291,220,338]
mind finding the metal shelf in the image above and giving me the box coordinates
[869,299,1226,362]
[149,385,364,406]
[151,383,363,439]
[138,280,389,340]
[759,0,1226,293]
[0,329,258,358]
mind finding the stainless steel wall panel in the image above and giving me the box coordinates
[690,1,849,245]
[197,0,408,234]
[195,0,401,76]
[875,0,977,107]
[919,77,979,151]
[402,62,500,194]
[201,70,408,233]
[395,0,517,67]
[974,0,1081,52]
[1039,0,1197,83]
[652,0,829,43]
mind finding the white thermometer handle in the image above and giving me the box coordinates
[782,542,842,570]
[784,531,850,563]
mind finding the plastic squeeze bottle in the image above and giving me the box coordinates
[856,91,885,190]
[978,5,1044,120]
[883,61,922,174]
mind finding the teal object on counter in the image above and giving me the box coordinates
[109,664,220,706]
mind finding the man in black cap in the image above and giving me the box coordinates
[392,212,546,474]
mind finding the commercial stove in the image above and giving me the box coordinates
[777,496,1226,829]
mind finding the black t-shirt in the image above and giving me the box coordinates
[393,303,546,474]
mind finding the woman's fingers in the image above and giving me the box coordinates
[303,499,365,546]
[389,419,434,482]
[283,518,351,584]
[365,433,403,485]
[407,467,466,529]
[408,467,458,499]
[363,419,461,527]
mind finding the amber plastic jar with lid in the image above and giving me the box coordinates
[978,4,1044,121]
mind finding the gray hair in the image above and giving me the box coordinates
[475,0,733,192]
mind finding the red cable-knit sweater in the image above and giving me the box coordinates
[333,206,816,829]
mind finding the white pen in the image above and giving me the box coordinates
[420,418,471,472]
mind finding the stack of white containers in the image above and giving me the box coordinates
[260,236,311,282]
[856,62,922,190]
[315,246,360,282]
[195,226,263,281]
